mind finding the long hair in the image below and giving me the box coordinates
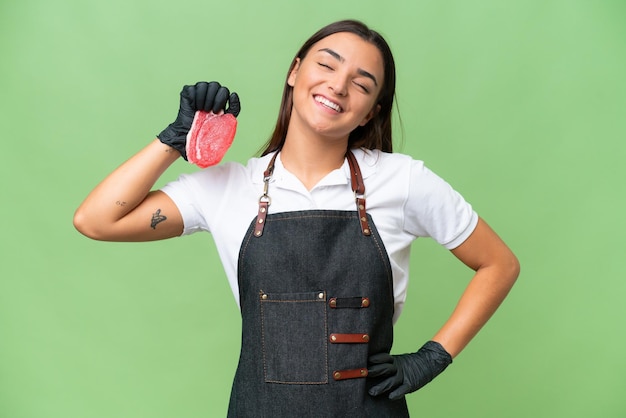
[260,20,397,156]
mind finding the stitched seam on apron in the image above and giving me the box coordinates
[370,230,393,286]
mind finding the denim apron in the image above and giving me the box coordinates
[227,151,409,417]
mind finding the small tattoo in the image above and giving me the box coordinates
[116,201,127,207]
[150,209,167,229]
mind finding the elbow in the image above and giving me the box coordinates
[505,251,521,285]
[73,208,104,240]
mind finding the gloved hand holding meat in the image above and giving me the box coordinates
[157,81,241,167]
[368,341,453,400]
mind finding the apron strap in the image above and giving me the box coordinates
[254,150,371,237]
[253,152,278,237]
[345,150,371,236]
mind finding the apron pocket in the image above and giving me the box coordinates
[260,290,328,384]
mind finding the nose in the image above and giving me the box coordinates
[329,73,348,96]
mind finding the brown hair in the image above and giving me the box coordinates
[260,20,397,156]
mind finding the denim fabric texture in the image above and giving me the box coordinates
[262,290,328,384]
[228,210,409,417]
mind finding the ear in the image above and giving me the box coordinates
[359,103,381,126]
[287,58,301,87]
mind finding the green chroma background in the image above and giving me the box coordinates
[1,0,625,417]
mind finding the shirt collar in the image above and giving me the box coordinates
[250,148,378,188]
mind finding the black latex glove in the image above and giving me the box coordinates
[368,341,453,400]
[157,81,241,160]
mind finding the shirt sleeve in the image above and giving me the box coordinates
[160,172,210,236]
[403,160,478,249]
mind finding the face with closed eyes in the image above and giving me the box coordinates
[286,32,384,143]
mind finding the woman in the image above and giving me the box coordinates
[74,20,519,417]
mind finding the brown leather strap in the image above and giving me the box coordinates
[329,333,370,343]
[254,152,279,238]
[253,201,269,237]
[346,151,371,236]
[328,297,370,309]
[332,368,368,381]
[255,150,371,237]
[346,151,365,196]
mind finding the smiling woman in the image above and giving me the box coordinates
[279,32,387,188]
[261,20,397,156]
[284,32,384,163]
[74,19,519,417]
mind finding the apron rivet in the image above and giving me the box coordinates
[359,204,364,210]
[258,218,264,224]
[364,229,370,234]
[260,207,266,213]
[318,292,324,299]
[261,293,268,300]
[330,335,337,342]
[254,231,261,236]
[333,371,341,380]
[362,334,370,342]
[361,298,370,307]
[360,369,368,377]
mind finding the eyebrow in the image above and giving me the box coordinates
[318,48,379,87]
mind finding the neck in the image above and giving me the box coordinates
[280,129,349,191]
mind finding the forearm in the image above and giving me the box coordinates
[432,218,520,358]
[432,261,519,357]
[73,139,180,238]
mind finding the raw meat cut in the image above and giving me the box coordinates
[186,110,237,168]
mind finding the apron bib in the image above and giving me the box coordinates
[227,151,409,417]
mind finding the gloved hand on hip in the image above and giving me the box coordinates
[368,340,453,400]
[157,81,241,160]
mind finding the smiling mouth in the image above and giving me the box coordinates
[314,95,343,113]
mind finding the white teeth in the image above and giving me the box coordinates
[315,96,342,112]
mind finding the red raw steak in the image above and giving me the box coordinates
[186,110,237,168]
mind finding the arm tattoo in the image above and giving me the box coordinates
[150,209,167,229]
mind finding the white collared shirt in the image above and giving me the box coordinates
[161,148,478,322]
